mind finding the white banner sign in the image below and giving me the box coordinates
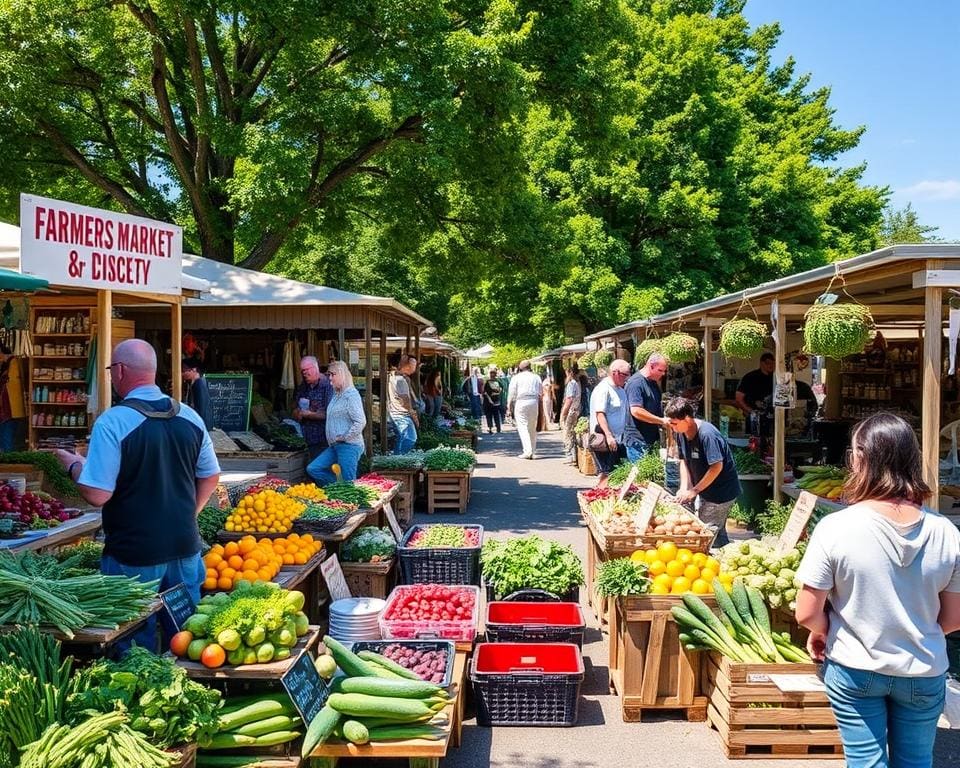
[20,193,183,295]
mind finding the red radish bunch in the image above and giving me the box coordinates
[580,487,615,503]
[356,474,399,492]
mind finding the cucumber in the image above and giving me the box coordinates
[327,692,435,720]
[205,733,258,749]
[357,650,422,681]
[340,676,447,699]
[232,715,300,737]
[217,699,296,731]
[322,635,379,677]
[367,724,446,741]
[366,664,406,680]
[342,720,370,745]
[251,730,300,746]
[352,714,435,729]
[301,703,341,758]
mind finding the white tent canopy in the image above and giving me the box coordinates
[463,344,494,359]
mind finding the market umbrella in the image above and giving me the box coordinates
[0,268,48,292]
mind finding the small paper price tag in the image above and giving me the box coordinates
[159,583,195,632]
[633,482,664,534]
[320,554,352,602]
[776,491,818,553]
[281,652,329,723]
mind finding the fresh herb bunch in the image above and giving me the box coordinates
[322,482,378,507]
[197,506,229,546]
[481,535,584,599]
[803,302,873,359]
[660,333,699,363]
[253,420,307,450]
[69,647,221,748]
[415,415,453,450]
[341,527,397,562]
[727,502,753,527]
[423,446,476,472]
[607,449,665,489]
[733,448,770,476]
[0,451,80,498]
[718,318,767,359]
[371,452,426,471]
[595,558,650,597]
[755,499,795,536]
[634,338,665,368]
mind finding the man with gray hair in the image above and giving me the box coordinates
[295,355,334,460]
[589,358,630,487]
[624,351,671,461]
[506,360,542,459]
[54,339,220,650]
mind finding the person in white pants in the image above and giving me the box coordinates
[507,360,543,459]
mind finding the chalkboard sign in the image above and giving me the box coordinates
[160,583,195,631]
[281,651,330,724]
[207,374,253,433]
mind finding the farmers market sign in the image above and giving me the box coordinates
[20,193,182,295]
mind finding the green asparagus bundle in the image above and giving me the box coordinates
[672,578,811,663]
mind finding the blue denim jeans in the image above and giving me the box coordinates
[390,414,418,454]
[101,552,205,654]
[625,441,655,463]
[468,394,482,420]
[307,442,364,485]
[823,658,945,768]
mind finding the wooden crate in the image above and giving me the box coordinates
[705,653,843,759]
[577,445,596,475]
[341,559,395,599]
[450,430,478,450]
[425,469,472,514]
[375,468,419,526]
[608,594,713,722]
[214,451,308,484]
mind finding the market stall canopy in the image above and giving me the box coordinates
[531,342,589,364]
[464,344,494,359]
[386,336,461,355]
[0,267,48,292]
[181,255,430,329]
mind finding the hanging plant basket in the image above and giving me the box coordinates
[719,318,767,359]
[578,351,595,370]
[634,338,665,367]
[803,302,873,359]
[593,350,615,369]
[660,333,700,363]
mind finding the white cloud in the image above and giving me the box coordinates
[899,180,960,201]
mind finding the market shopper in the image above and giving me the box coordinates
[734,352,775,416]
[589,359,630,488]
[497,368,511,423]
[294,355,334,460]
[506,360,542,459]
[624,352,670,461]
[664,396,740,546]
[388,354,419,454]
[306,361,367,485]
[0,344,25,451]
[560,365,582,464]
[482,368,503,434]
[462,367,483,420]
[181,356,214,430]
[423,368,444,417]
[55,339,220,651]
[795,413,960,768]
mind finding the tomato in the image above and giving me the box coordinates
[200,643,226,668]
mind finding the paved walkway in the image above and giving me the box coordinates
[405,426,960,768]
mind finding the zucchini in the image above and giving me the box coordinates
[252,730,300,746]
[301,704,341,758]
[356,650,422,681]
[218,692,293,715]
[217,699,296,731]
[340,676,447,699]
[342,720,370,745]
[327,692,435,720]
[351,714,435,729]
[367,725,445,741]
[322,635,379,677]
[367,664,406,680]
[205,733,259,749]
[232,715,300,737]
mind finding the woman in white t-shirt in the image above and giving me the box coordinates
[796,413,960,768]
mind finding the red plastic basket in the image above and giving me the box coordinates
[470,643,584,726]
[485,602,586,647]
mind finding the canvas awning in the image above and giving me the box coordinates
[0,267,47,292]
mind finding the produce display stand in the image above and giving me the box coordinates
[176,626,321,680]
[340,557,395,598]
[309,649,466,767]
[425,467,473,514]
[608,594,715,723]
[374,468,421,526]
[356,485,399,528]
[449,429,478,450]
[704,652,842,759]
[781,483,847,514]
[2,510,102,553]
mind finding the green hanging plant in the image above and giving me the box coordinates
[593,350,614,369]
[803,302,873,359]
[660,333,700,363]
[578,350,595,370]
[719,318,767,359]
[634,338,665,367]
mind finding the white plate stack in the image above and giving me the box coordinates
[329,597,385,642]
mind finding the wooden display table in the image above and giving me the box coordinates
[177,626,321,680]
[3,511,101,553]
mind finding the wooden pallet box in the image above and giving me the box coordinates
[608,594,713,722]
[340,559,396,599]
[425,469,472,514]
[704,652,842,759]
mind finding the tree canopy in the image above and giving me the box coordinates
[0,0,890,349]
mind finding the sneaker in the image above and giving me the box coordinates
[517,453,531,459]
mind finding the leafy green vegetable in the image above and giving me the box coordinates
[341,527,397,562]
[54,540,104,573]
[732,448,770,475]
[370,452,426,471]
[607,449,665,488]
[754,499,794,536]
[198,506,229,546]
[415,415,453,450]
[0,451,80,498]
[481,535,584,599]
[595,558,650,597]
[423,447,475,472]
[322,482,378,506]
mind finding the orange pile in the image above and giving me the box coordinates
[631,542,732,596]
[202,534,323,591]
[272,532,323,566]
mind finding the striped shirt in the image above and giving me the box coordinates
[325,386,366,447]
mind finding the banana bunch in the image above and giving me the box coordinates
[796,466,847,500]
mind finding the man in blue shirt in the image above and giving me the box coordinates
[294,356,334,460]
[56,339,220,650]
[665,396,741,547]
[623,352,670,461]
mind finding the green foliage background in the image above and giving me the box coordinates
[0,0,916,350]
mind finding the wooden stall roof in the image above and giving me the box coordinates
[385,336,461,355]
[585,244,960,343]
[532,342,589,364]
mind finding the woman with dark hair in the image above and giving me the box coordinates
[796,413,960,768]
[423,369,443,417]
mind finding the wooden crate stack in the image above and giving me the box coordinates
[704,653,843,759]
[426,468,472,514]
[608,594,713,722]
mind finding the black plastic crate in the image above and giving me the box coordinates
[470,642,584,727]
[483,582,580,603]
[399,524,483,585]
[349,639,456,687]
[485,602,586,647]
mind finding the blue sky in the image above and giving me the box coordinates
[742,0,960,241]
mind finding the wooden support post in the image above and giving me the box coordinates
[337,327,345,362]
[97,290,113,414]
[772,299,785,502]
[413,328,421,397]
[364,311,373,457]
[171,301,182,400]
[702,327,713,423]
[922,261,943,508]
[380,330,388,454]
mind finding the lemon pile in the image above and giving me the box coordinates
[630,542,734,595]
[224,489,306,534]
